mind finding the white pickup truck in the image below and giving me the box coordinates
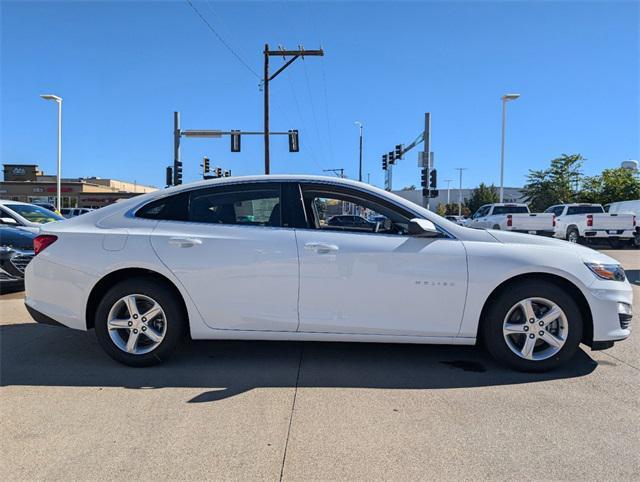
[467,203,555,236]
[545,203,636,246]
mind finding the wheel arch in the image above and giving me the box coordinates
[85,267,189,330]
[478,272,594,346]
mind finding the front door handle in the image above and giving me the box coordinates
[169,237,202,248]
[304,242,339,254]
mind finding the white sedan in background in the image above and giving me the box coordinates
[25,176,632,371]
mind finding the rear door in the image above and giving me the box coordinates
[146,182,300,332]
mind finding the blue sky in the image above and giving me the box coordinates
[1,1,638,190]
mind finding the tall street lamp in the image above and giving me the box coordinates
[354,121,363,182]
[40,94,63,212]
[444,179,453,204]
[500,93,520,202]
[455,168,467,216]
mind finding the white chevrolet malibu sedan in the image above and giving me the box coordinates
[25,176,632,371]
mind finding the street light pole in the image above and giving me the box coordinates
[500,93,520,202]
[455,168,467,216]
[41,94,63,212]
[354,121,363,182]
[444,179,453,204]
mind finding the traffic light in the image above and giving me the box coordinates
[382,154,388,171]
[215,167,222,178]
[395,144,403,160]
[174,160,183,185]
[388,151,396,165]
[203,157,210,174]
[430,189,439,198]
[231,130,241,152]
[288,130,299,152]
[165,166,173,187]
[224,170,231,177]
[420,168,429,187]
[429,168,437,189]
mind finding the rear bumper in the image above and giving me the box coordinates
[25,303,66,328]
[510,229,555,237]
[583,229,635,239]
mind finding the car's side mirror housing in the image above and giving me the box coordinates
[408,218,439,237]
[0,217,17,225]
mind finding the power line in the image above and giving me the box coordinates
[185,0,260,79]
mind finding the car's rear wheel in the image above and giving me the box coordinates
[481,281,583,372]
[566,227,581,244]
[94,278,185,366]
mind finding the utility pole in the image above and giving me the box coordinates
[354,121,363,182]
[263,44,324,175]
[455,168,467,216]
[323,168,345,178]
[444,179,453,204]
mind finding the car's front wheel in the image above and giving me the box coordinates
[94,278,185,366]
[481,281,583,372]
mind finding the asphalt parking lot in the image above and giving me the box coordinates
[1,249,639,480]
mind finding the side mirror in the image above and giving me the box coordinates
[408,218,439,237]
[0,217,17,225]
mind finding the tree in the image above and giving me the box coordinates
[402,185,417,191]
[436,202,471,217]
[522,154,584,211]
[467,183,499,214]
[579,168,640,205]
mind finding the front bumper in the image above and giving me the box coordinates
[25,303,66,327]
[586,277,633,344]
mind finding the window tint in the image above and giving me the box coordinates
[136,192,189,221]
[189,188,281,226]
[302,186,412,235]
[492,206,529,215]
[567,205,604,215]
[5,204,63,223]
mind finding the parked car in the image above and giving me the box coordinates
[0,226,35,293]
[467,203,555,236]
[327,215,376,230]
[0,200,65,234]
[60,207,94,219]
[545,203,636,247]
[33,202,58,214]
[606,200,640,247]
[445,215,466,225]
[25,175,632,372]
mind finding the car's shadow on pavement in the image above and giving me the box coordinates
[1,323,598,402]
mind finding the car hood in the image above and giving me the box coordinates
[486,229,619,264]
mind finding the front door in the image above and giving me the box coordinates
[295,183,468,337]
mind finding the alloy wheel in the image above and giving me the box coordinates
[502,297,568,361]
[107,294,167,355]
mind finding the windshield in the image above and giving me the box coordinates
[492,206,529,215]
[5,204,64,223]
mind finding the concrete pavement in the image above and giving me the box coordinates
[1,250,638,480]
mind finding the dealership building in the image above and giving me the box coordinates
[0,164,157,208]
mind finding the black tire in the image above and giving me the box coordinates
[492,224,500,230]
[481,281,583,372]
[94,277,185,367]
[566,226,581,244]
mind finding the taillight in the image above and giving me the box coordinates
[34,235,58,255]
[586,214,593,227]
[506,215,513,227]
[633,215,636,227]
[553,215,556,227]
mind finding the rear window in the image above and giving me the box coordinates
[567,206,604,215]
[492,206,529,215]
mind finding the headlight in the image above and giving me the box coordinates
[585,262,626,281]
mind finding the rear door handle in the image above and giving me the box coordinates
[169,237,202,248]
[304,242,339,254]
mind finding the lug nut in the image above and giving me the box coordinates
[127,321,132,327]
[133,314,138,319]
[523,326,529,332]
[142,326,147,331]
[529,318,535,323]
[133,329,138,334]
[142,317,147,323]
[539,331,544,336]
[529,334,535,339]
[539,321,544,326]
